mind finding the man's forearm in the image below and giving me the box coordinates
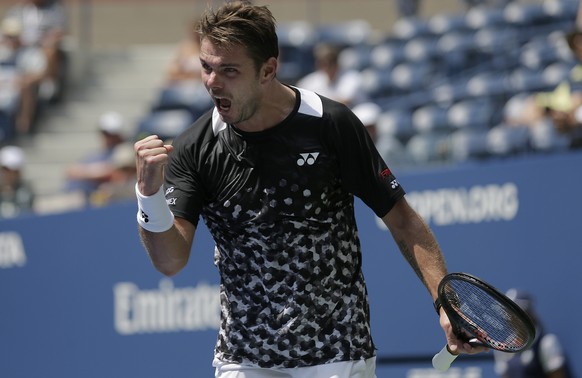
[384,199,447,298]
[138,225,192,277]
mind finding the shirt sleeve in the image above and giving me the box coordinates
[164,138,206,227]
[326,103,405,217]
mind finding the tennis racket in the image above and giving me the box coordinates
[432,272,536,371]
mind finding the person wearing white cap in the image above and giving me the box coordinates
[65,111,126,199]
[493,289,573,378]
[0,145,35,218]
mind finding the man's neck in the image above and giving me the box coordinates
[234,82,296,132]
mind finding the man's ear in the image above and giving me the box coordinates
[260,57,278,83]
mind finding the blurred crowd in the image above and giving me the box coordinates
[2,0,582,219]
[0,0,67,140]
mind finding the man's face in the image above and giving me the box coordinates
[199,38,262,126]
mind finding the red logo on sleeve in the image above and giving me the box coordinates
[380,168,392,178]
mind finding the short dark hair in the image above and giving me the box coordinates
[197,1,279,70]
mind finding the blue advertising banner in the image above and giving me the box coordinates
[1,151,580,378]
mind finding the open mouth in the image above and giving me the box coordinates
[215,97,232,112]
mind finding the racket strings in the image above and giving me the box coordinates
[443,280,532,351]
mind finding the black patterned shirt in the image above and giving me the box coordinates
[164,87,405,368]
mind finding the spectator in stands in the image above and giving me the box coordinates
[144,17,211,126]
[493,289,572,378]
[89,142,136,206]
[3,0,68,103]
[296,42,367,108]
[164,18,202,85]
[505,27,582,149]
[65,111,126,199]
[0,17,48,136]
[0,145,34,218]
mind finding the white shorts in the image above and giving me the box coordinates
[213,357,377,378]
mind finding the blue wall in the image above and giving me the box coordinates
[1,151,580,378]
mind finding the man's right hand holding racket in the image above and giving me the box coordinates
[431,273,536,371]
[436,295,490,359]
[380,202,490,368]
[380,199,492,369]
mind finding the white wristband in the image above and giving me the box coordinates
[135,184,174,232]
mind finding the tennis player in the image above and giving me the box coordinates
[134,1,486,377]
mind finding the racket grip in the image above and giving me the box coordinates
[432,345,459,371]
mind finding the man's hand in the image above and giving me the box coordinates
[134,135,174,195]
[439,308,489,355]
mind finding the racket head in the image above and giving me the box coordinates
[438,272,536,352]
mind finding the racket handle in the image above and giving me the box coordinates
[432,345,459,371]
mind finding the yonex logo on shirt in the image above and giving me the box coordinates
[297,152,319,166]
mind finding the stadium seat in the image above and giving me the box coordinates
[508,63,572,94]
[503,2,546,26]
[360,67,394,99]
[277,21,317,83]
[436,31,475,56]
[375,108,416,143]
[519,33,574,71]
[474,27,519,53]
[486,124,530,156]
[339,44,373,71]
[392,16,431,41]
[369,41,406,69]
[466,71,510,97]
[277,21,317,50]
[317,19,372,46]
[153,82,213,119]
[403,37,439,62]
[528,118,571,152]
[412,104,451,133]
[542,0,579,19]
[428,12,468,35]
[405,131,451,165]
[390,61,433,91]
[135,109,195,141]
[449,129,490,162]
[543,62,576,87]
[447,99,498,130]
[430,79,470,104]
[435,31,487,78]
[375,134,410,168]
[509,67,545,93]
[465,5,506,30]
